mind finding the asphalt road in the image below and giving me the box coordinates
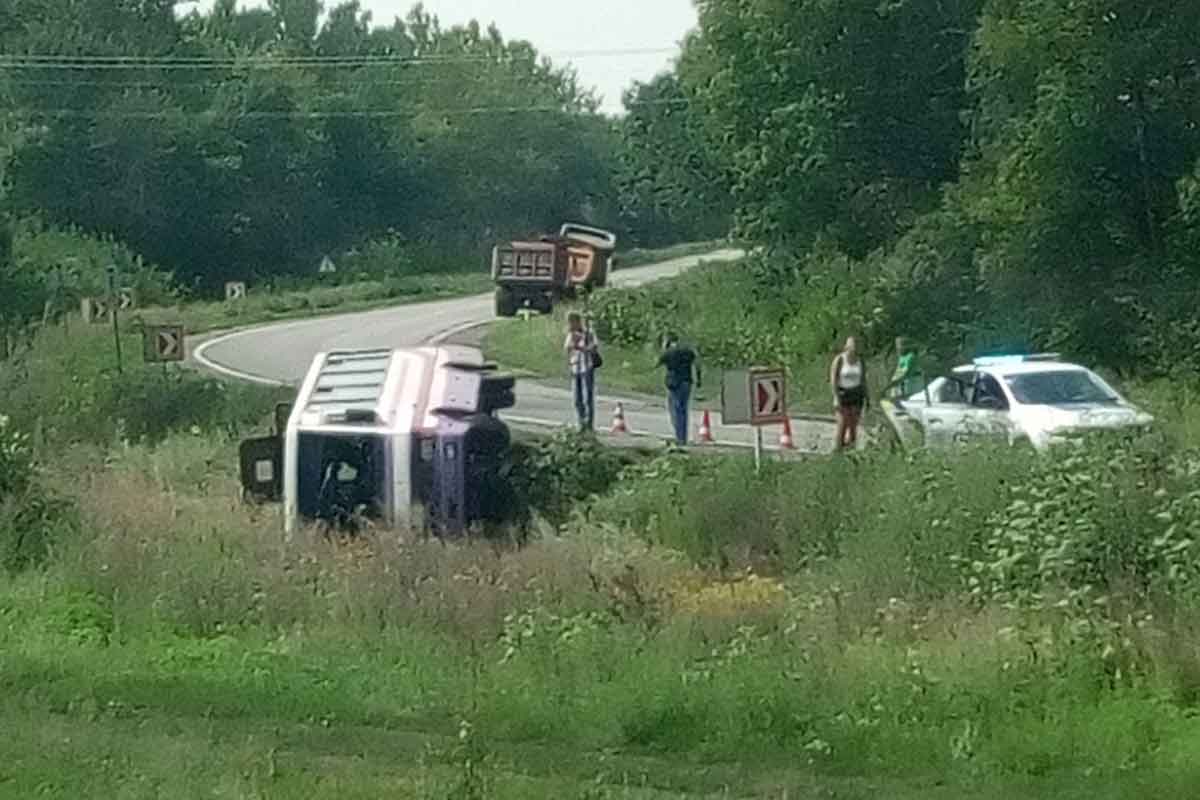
[193,250,836,453]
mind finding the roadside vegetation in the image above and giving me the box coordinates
[487,253,863,413]
[7,0,1200,796]
[6,299,1200,795]
[7,390,1200,796]
[613,240,728,270]
[618,0,1200,384]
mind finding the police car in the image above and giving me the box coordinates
[896,354,1154,451]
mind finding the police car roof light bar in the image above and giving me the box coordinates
[972,352,1061,367]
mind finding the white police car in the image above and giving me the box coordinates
[896,354,1154,451]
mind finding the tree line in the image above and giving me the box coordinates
[0,0,719,319]
[620,0,1200,374]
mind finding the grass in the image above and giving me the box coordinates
[9,241,1200,796]
[5,420,1200,796]
[136,271,494,337]
[486,307,843,413]
[616,240,730,269]
[0,319,285,447]
[485,251,888,414]
[486,311,673,397]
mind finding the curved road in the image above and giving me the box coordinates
[193,250,834,452]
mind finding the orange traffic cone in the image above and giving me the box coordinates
[779,417,796,450]
[611,402,628,434]
[697,410,715,444]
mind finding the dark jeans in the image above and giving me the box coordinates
[573,369,595,430]
[667,382,691,444]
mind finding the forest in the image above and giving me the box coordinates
[0,0,724,330]
[621,0,1200,376]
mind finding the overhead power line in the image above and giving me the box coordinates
[6,47,678,61]
[3,74,506,89]
[1,98,691,119]
[0,47,679,70]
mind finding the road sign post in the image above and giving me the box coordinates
[143,324,185,364]
[83,296,112,324]
[749,368,787,426]
[722,367,788,471]
[225,281,246,301]
[106,265,123,374]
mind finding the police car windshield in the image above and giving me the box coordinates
[1004,370,1119,406]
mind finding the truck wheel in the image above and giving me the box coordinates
[494,287,516,317]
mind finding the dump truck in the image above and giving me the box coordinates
[238,345,518,536]
[491,222,617,317]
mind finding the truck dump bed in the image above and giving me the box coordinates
[492,241,559,284]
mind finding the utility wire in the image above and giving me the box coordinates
[0,47,678,70]
[3,47,676,61]
[1,98,690,119]
[2,74,506,89]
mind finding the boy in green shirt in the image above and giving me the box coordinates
[883,337,923,449]
[885,337,922,404]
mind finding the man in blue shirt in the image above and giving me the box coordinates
[657,333,701,445]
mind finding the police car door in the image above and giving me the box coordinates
[961,372,1013,440]
[915,370,974,445]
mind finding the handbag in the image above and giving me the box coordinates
[587,328,603,369]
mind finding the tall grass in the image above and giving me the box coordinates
[486,255,889,412]
[2,423,1198,795]
[8,256,1200,794]
[616,240,729,269]
[0,320,285,447]
[140,271,493,335]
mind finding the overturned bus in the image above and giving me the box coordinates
[239,346,517,536]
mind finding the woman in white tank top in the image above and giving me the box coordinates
[830,336,868,451]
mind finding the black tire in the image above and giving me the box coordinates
[494,287,517,317]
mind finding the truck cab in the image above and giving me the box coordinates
[239,346,517,536]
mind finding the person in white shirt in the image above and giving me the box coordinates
[563,311,600,431]
[830,336,868,451]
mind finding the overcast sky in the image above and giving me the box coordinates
[189,1,698,113]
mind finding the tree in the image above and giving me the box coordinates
[269,0,322,51]
[617,69,731,246]
[3,0,625,290]
[955,0,1200,363]
[681,0,983,255]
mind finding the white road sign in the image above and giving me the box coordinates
[750,369,788,426]
[144,324,185,363]
[721,367,788,427]
[83,296,111,324]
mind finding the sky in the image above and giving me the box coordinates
[188,1,699,113]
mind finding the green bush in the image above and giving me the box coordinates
[963,441,1200,610]
[590,446,1024,586]
[10,217,174,311]
[508,431,633,525]
[0,415,36,498]
[0,416,77,573]
[584,249,886,409]
[100,370,280,445]
[1,323,284,447]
